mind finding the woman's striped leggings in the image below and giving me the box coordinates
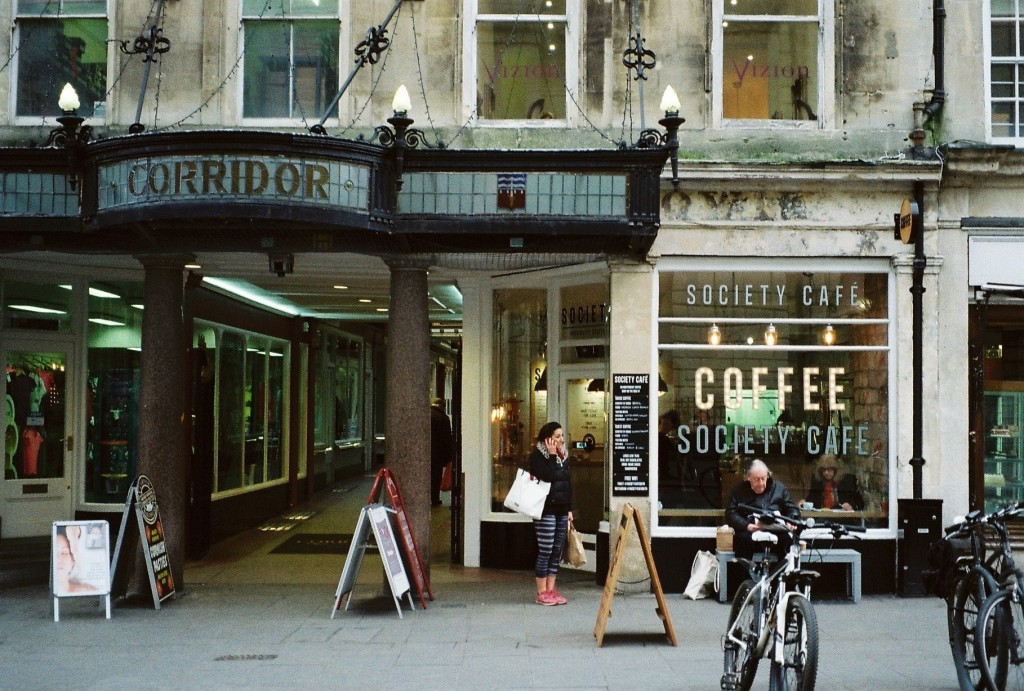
[533,513,569,578]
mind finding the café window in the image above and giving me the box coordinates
[15,0,108,119]
[656,265,890,529]
[241,0,339,121]
[989,0,1024,141]
[466,0,575,122]
[712,0,832,127]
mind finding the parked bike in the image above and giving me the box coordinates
[924,503,1021,691]
[720,505,865,691]
[967,504,1024,690]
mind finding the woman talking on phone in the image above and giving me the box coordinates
[529,421,573,606]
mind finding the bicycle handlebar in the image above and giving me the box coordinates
[736,503,865,538]
[941,502,1023,539]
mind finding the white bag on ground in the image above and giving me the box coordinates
[683,550,719,600]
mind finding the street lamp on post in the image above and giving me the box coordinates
[636,85,685,190]
[373,84,427,191]
[45,83,93,190]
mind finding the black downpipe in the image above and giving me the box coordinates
[910,181,927,499]
[923,0,947,125]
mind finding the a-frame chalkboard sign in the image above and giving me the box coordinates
[366,468,433,608]
[331,503,415,619]
[593,503,677,647]
[110,474,176,609]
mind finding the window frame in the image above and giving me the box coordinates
[11,0,111,126]
[461,0,579,128]
[710,0,834,130]
[238,0,342,127]
[985,0,1024,144]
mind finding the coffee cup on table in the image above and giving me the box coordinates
[800,501,814,510]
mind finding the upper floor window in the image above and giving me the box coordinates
[464,0,577,124]
[989,0,1024,141]
[15,0,108,119]
[241,0,339,122]
[712,0,833,128]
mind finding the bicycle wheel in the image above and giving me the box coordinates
[951,569,995,690]
[725,579,761,691]
[976,587,1024,691]
[776,595,818,691]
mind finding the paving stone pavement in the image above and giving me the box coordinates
[0,477,959,690]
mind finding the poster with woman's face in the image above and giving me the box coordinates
[52,521,110,597]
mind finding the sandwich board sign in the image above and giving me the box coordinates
[110,474,176,609]
[52,520,112,622]
[332,503,414,619]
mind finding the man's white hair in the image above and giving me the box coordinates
[746,458,770,478]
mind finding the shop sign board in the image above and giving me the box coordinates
[612,373,650,496]
[110,474,176,609]
[51,520,111,622]
[332,503,414,619]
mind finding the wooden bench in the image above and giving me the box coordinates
[716,548,862,603]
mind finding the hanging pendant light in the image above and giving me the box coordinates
[707,323,721,346]
[764,323,778,346]
[822,324,836,346]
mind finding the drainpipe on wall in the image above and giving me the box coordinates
[922,0,947,127]
[911,0,946,160]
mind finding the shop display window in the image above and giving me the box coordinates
[85,280,143,504]
[312,330,364,458]
[15,1,107,119]
[196,324,289,494]
[981,316,1024,511]
[491,288,547,512]
[657,268,890,528]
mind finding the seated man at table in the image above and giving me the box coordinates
[803,454,864,511]
[725,459,801,560]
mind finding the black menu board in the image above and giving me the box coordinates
[612,374,650,496]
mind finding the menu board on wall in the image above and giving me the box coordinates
[612,374,650,496]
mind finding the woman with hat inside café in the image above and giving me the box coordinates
[803,453,864,511]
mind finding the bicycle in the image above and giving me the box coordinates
[924,505,1018,691]
[720,505,865,691]
[966,503,1024,691]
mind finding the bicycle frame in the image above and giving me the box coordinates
[726,531,811,668]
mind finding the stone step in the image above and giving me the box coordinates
[0,536,50,590]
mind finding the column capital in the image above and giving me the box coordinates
[134,253,197,271]
[383,253,433,271]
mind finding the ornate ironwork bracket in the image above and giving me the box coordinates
[355,25,391,65]
[119,27,171,62]
[45,115,92,149]
[622,32,656,81]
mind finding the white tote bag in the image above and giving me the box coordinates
[503,468,551,520]
[683,550,719,600]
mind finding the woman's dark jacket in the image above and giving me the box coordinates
[529,445,572,517]
[807,474,865,510]
[725,477,800,533]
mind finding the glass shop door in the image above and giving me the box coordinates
[2,341,75,537]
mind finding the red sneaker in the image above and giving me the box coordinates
[535,591,557,606]
[548,589,568,605]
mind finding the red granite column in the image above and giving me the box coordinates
[135,253,192,595]
[384,258,432,573]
